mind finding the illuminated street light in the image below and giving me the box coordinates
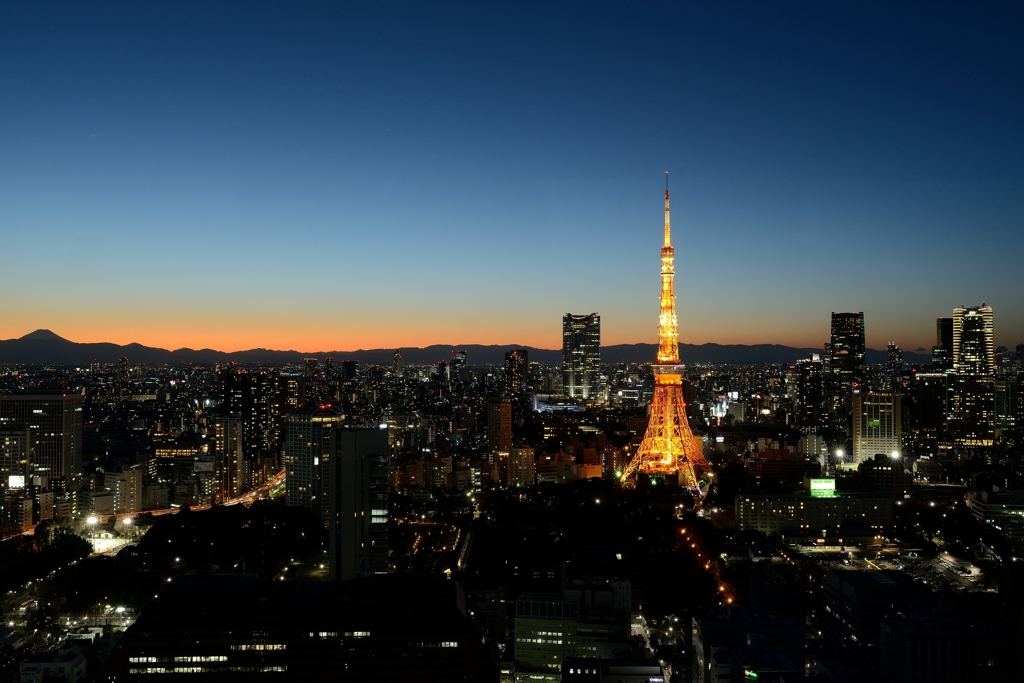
[86,516,98,525]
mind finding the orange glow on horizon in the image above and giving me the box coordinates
[1,322,840,354]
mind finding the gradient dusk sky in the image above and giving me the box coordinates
[1,3,1021,354]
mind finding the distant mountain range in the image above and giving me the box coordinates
[0,330,931,367]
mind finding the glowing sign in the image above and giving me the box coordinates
[8,475,25,489]
[809,478,837,498]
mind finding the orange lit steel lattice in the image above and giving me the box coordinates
[620,174,710,489]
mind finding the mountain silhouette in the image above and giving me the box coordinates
[0,330,930,367]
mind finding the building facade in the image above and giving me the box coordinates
[328,428,389,581]
[852,392,901,466]
[562,313,601,401]
[0,393,83,491]
[284,406,342,523]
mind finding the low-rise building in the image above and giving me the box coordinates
[735,478,892,537]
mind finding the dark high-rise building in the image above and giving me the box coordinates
[794,358,825,433]
[951,305,995,449]
[487,401,512,453]
[504,349,528,398]
[340,360,358,380]
[220,368,275,459]
[829,312,866,386]
[212,417,243,501]
[303,358,319,378]
[885,343,905,391]
[117,356,129,394]
[450,349,468,393]
[932,318,954,372]
[562,313,601,401]
[0,393,83,491]
[284,406,343,523]
[912,373,948,434]
[995,380,1018,432]
[328,428,389,581]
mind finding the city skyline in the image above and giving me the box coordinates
[2,3,1022,353]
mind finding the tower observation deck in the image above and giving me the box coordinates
[620,174,710,488]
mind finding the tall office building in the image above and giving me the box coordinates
[504,349,528,398]
[562,313,601,400]
[852,393,902,467]
[953,305,994,376]
[284,406,343,523]
[932,318,954,373]
[212,417,244,501]
[487,401,512,453]
[0,428,31,489]
[995,380,1018,432]
[951,305,995,449]
[885,343,905,391]
[340,360,359,381]
[328,428,389,581]
[220,368,275,458]
[794,358,825,433]
[450,349,468,393]
[0,393,83,491]
[912,374,948,434]
[829,312,866,386]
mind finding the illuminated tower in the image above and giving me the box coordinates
[621,175,709,487]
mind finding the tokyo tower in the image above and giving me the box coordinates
[620,174,710,488]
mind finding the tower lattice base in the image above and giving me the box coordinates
[621,366,708,488]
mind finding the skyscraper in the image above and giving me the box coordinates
[852,392,902,466]
[328,427,389,581]
[284,406,343,523]
[220,367,275,460]
[829,312,866,386]
[212,417,244,500]
[885,343,905,391]
[450,349,468,394]
[340,360,359,381]
[953,305,994,376]
[504,349,528,398]
[0,428,31,489]
[794,357,825,433]
[487,401,512,453]
[562,313,600,400]
[951,304,995,449]
[932,318,954,373]
[0,393,83,491]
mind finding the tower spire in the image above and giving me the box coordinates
[664,171,671,246]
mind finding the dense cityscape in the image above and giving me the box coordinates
[2,186,1022,682]
[3,3,1023,682]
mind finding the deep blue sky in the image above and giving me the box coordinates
[2,2,1021,352]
